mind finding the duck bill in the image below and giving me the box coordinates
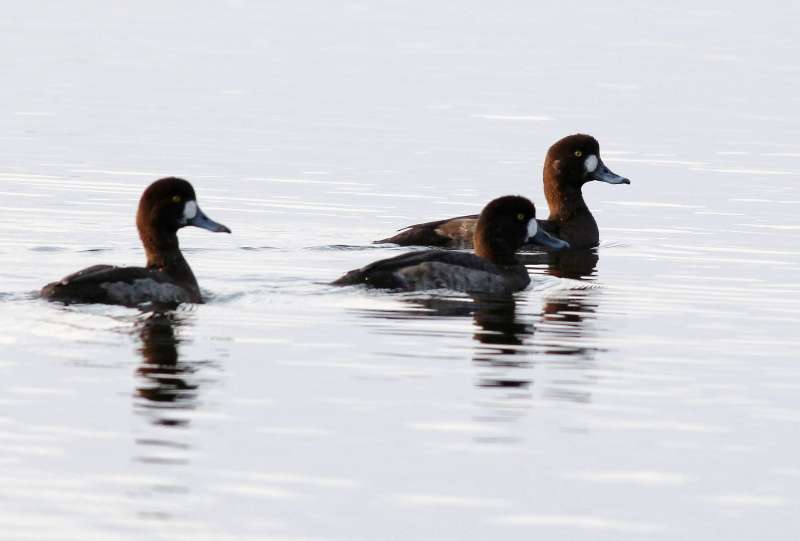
[530,228,570,251]
[527,219,570,251]
[590,160,630,185]
[188,207,231,233]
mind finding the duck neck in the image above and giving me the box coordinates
[140,228,200,295]
[544,171,590,222]
[474,234,519,266]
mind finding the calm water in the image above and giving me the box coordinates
[1,1,800,539]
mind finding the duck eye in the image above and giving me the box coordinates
[574,150,583,158]
[172,195,182,203]
[516,213,525,221]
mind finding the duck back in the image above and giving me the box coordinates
[333,250,529,294]
[41,265,195,306]
[376,215,479,248]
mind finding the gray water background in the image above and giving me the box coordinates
[1,1,799,539]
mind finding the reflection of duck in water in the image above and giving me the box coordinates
[135,311,198,427]
[538,249,600,361]
[357,294,534,389]
[515,247,599,281]
[469,295,534,390]
[472,295,529,353]
[546,248,599,280]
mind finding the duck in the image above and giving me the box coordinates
[41,177,231,306]
[375,133,629,250]
[333,195,567,294]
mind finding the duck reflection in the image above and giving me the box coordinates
[470,295,534,389]
[134,311,198,428]
[538,249,600,357]
[516,248,599,280]
[352,248,603,405]
[536,250,601,403]
[358,294,535,388]
[546,248,599,280]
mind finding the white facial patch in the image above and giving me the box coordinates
[584,154,598,173]
[527,218,538,239]
[183,200,198,222]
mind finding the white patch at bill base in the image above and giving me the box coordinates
[585,154,599,172]
[183,200,198,222]
[527,218,538,239]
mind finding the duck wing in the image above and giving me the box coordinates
[375,214,480,248]
[41,265,187,306]
[376,215,558,250]
[332,249,501,289]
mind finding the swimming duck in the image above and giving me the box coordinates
[41,177,230,306]
[376,134,629,250]
[333,195,567,294]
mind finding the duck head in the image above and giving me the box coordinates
[474,195,569,263]
[137,177,231,236]
[545,134,629,189]
[136,177,230,267]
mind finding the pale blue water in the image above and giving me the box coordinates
[1,1,799,539]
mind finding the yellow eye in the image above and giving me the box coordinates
[574,150,583,158]
[172,195,182,203]
[517,213,525,221]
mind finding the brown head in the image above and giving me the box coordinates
[474,195,569,264]
[136,177,231,267]
[543,134,629,216]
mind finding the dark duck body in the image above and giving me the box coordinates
[334,195,566,294]
[41,177,231,307]
[376,134,629,250]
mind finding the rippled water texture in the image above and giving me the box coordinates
[1,1,799,539]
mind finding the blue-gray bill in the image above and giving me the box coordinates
[189,207,231,233]
[591,161,630,185]
[529,227,570,251]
